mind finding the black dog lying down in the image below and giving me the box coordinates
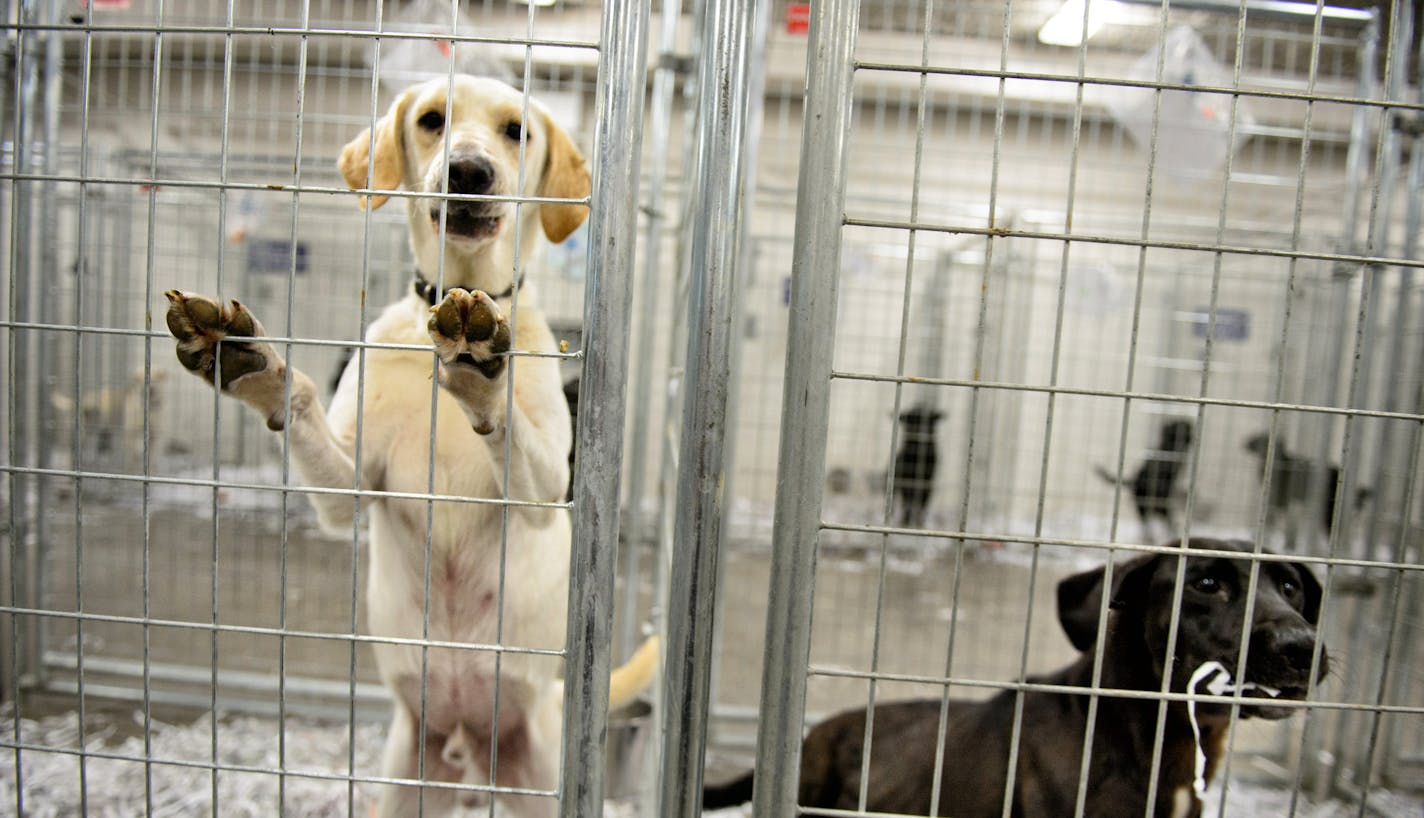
[705,539,1327,817]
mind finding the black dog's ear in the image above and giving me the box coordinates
[1292,562,1323,624]
[1057,552,1160,651]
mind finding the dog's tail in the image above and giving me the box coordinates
[1094,465,1127,487]
[703,770,755,809]
[609,635,660,711]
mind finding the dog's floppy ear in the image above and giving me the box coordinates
[338,88,415,211]
[1057,552,1161,651]
[537,110,591,243]
[1291,561,1323,624]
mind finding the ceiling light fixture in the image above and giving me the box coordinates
[1037,0,1125,46]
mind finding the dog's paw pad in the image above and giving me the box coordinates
[163,290,272,389]
[427,288,511,378]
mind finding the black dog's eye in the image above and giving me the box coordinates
[1280,579,1299,597]
[1191,576,1221,594]
[504,121,524,141]
[418,111,445,132]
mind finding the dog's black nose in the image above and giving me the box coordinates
[1255,624,1318,672]
[447,156,495,195]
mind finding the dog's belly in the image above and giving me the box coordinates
[365,500,571,730]
[353,350,572,728]
[382,646,554,737]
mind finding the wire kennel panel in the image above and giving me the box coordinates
[745,0,1424,815]
[12,10,602,694]
[4,0,652,815]
[707,1,1390,539]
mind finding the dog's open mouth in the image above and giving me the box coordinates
[430,206,502,242]
[1240,683,1309,719]
[1189,661,1314,721]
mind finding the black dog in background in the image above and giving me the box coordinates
[564,376,580,501]
[1096,418,1194,540]
[1243,432,1371,540]
[704,538,1327,817]
[892,406,944,529]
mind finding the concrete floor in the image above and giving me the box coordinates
[8,478,1423,803]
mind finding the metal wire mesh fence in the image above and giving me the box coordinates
[2,0,1422,816]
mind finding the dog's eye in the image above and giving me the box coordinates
[1280,579,1299,597]
[504,121,524,142]
[1191,576,1221,594]
[418,111,445,132]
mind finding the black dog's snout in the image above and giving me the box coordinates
[1252,623,1322,676]
[447,156,496,195]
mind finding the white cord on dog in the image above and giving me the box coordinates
[1186,661,1281,798]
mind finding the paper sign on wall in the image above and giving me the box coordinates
[786,3,810,34]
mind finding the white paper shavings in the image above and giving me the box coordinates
[1,704,1416,817]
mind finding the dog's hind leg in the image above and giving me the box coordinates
[163,291,362,532]
[376,707,460,818]
[427,289,571,517]
[471,711,560,818]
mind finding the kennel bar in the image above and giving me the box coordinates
[1367,36,1424,788]
[619,1,686,812]
[656,0,765,813]
[558,0,652,813]
[618,0,683,668]
[1362,19,1424,566]
[1311,0,1422,797]
[6,0,60,703]
[750,0,858,813]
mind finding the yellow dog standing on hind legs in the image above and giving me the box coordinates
[164,75,658,818]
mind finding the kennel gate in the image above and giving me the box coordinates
[2,0,659,814]
[734,1,1424,816]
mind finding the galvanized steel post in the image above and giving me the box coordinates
[619,0,684,666]
[558,0,650,814]
[751,0,859,815]
[655,0,762,813]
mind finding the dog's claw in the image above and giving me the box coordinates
[226,300,258,337]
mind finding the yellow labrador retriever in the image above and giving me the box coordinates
[164,75,656,818]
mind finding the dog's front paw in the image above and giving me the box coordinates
[427,289,512,379]
[164,290,307,430]
[164,290,272,389]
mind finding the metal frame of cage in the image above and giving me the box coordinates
[2,0,655,814]
[4,0,1424,817]
[739,1,1424,817]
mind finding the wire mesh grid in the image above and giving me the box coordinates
[3,0,1424,817]
[731,1,1424,817]
[2,0,653,816]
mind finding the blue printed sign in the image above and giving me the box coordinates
[1190,307,1249,341]
[247,239,308,275]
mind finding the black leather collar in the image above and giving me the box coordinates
[412,271,524,306]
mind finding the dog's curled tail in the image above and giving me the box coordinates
[1094,465,1127,487]
[609,635,660,711]
[702,770,755,809]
